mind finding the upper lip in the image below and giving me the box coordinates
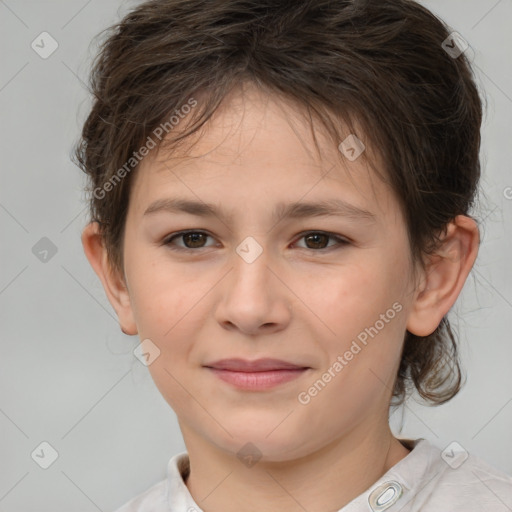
[204,358,309,372]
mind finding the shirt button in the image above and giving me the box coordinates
[368,481,403,511]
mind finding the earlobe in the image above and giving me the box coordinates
[81,222,138,335]
[406,215,479,337]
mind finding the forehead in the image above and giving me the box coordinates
[130,84,398,222]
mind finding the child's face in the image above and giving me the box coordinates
[120,85,417,459]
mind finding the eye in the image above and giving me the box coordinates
[163,230,349,252]
[292,231,350,251]
[163,230,216,250]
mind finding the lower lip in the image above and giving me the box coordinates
[206,368,308,390]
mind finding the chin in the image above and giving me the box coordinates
[209,424,311,462]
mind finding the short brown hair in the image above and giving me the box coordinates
[75,0,484,406]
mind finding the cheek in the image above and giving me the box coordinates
[125,246,203,335]
[315,262,383,323]
[315,258,408,367]
[129,266,207,411]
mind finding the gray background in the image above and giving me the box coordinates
[1,0,511,510]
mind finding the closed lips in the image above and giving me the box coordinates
[204,358,309,372]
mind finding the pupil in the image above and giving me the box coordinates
[307,233,327,248]
[185,233,205,248]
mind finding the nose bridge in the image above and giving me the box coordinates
[231,235,272,293]
[214,234,292,333]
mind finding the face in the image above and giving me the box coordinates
[120,84,417,460]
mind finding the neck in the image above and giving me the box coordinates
[181,423,411,512]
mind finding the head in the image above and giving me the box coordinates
[78,0,482,459]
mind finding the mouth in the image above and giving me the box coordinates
[203,358,311,390]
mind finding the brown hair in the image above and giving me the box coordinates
[75,0,484,406]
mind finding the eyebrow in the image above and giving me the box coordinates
[143,197,376,223]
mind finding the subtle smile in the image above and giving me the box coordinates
[204,358,311,390]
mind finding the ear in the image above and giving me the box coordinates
[81,222,138,335]
[406,215,480,337]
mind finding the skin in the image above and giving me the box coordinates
[82,83,479,512]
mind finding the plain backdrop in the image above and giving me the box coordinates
[1,1,511,510]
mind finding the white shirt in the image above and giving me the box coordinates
[113,438,512,511]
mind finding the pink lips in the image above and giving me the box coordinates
[204,358,310,390]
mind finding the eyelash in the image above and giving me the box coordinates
[162,230,350,252]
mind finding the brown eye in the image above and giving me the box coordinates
[294,231,350,251]
[182,232,208,248]
[164,231,214,250]
[304,233,330,249]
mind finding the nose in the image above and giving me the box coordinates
[214,243,293,336]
